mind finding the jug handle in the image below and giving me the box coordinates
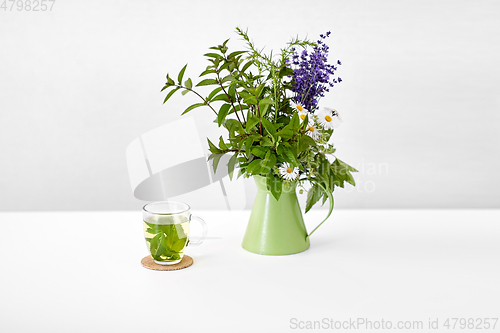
[306,182,334,238]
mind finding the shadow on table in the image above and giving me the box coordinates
[308,233,361,251]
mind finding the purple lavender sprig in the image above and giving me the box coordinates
[289,31,342,112]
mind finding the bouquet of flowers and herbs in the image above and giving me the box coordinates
[162,28,357,213]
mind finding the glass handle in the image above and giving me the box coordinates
[188,214,207,246]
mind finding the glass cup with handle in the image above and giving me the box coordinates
[143,201,207,265]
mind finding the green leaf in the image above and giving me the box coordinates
[260,137,273,147]
[260,104,270,117]
[182,102,205,115]
[181,89,190,96]
[184,78,193,89]
[301,115,310,131]
[259,98,274,107]
[240,92,258,105]
[330,159,357,188]
[251,147,267,158]
[211,94,230,102]
[276,143,284,156]
[331,162,346,188]
[247,159,262,174]
[323,129,334,142]
[245,116,260,132]
[322,191,329,205]
[305,184,322,213]
[196,78,218,87]
[290,112,300,129]
[345,171,356,186]
[225,119,244,133]
[261,118,276,137]
[279,67,294,78]
[282,147,300,168]
[207,138,222,154]
[318,155,330,175]
[177,64,188,85]
[200,68,216,77]
[245,136,254,153]
[276,128,294,140]
[336,158,359,173]
[227,50,247,59]
[218,136,228,150]
[210,153,224,173]
[268,153,277,168]
[217,104,231,127]
[255,84,266,98]
[171,236,188,253]
[228,153,238,180]
[241,60,253,73]
[263,152,276,173]
[264,149,270,161]
[207,87,223,101]
[219,62,231,72]
[221,74,234,83]
[237,166,247,179]
[165,224,186,252]
[163,87,180,104]
[204,53,223,59]
[166,74,175,86]
[149,233,164,259]
[298,135,316,152]
[237,137,246,151]
[330,159,354,188]
[332,173,345,188]
[145,222,166,234]
[228,84,237,100]
[266,173,282,201]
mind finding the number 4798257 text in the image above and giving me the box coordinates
[1,0,56,11]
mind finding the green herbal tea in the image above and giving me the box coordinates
[143,220,190,262]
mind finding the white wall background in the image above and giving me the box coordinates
[1,0,499,211]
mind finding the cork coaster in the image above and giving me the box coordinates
[141,255,193,271]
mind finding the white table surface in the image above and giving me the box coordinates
[1,210,499,333]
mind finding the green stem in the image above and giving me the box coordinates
[226,55,247,123]
[255,95,262,135]
[215,70,244,127]
[236,96,246,123]
[174,84,218,116]
[271,65,279,123]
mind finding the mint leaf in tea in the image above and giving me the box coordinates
[144,220,189,263]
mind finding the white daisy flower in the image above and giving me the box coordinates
[296,109,309,123]
[317,107,341,130]
[278,162,299,181]
[290,100,308,113]
[290,101,311,123]
[306,123,321,140]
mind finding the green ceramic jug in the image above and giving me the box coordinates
[242,176,332,255]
